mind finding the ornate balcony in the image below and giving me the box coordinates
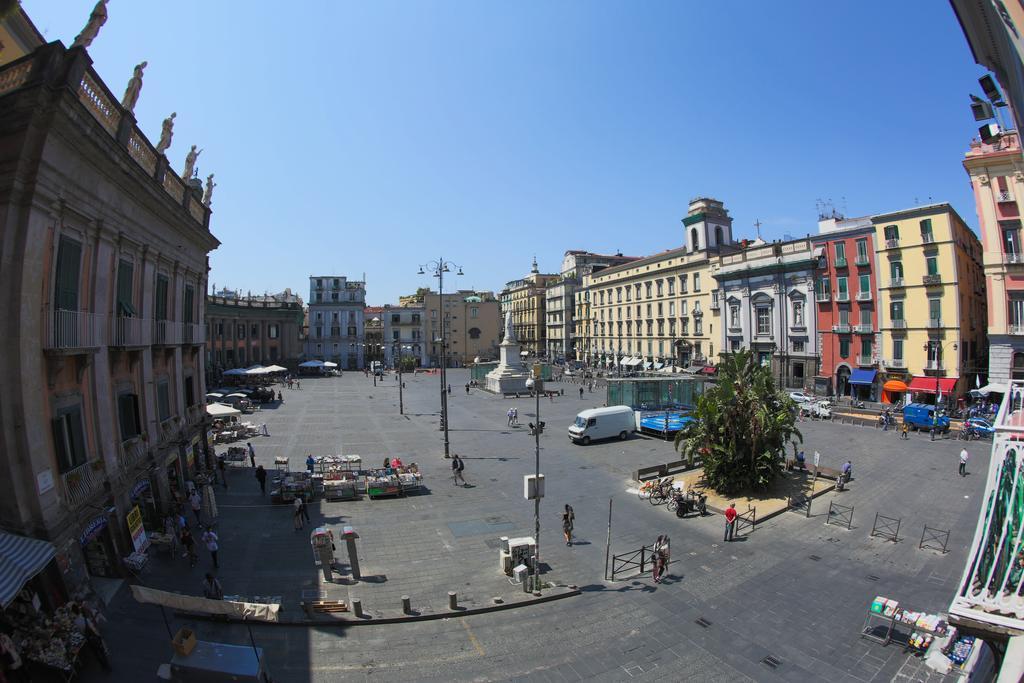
[834,256,848,268]
[831,324,851,333]
[885,238,900,249]
[153,320,184,345]
[61,461,106,508]
[891,319,907,329]
[927,318,943,328]
[885,358,907,368]
[1004,252,1024,265]
[856,291,872,301]
[44,308,103,351]
[117,438,150,476]
[888,278,904,287]
[854,324,873,333]
[110,316,151,347]
[854,255,870,266]
[856,355,874,366]
[922,274,942,286]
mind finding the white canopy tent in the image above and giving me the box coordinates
[322,361,338,368]
[222,368,248,376]
[978,383,1008,396]
[263,365,288,373]
[206,403,241,418]
[205,392,224,399]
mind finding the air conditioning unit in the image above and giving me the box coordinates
[512,564,529,584]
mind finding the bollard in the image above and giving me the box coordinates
[448,591,458,610]
[352,599,363,618]
[402,595,411,614]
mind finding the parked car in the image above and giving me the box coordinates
[964,417,994,436]
[902,403,951,433]
[788,391,814,404]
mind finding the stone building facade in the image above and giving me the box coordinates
[205,292,304,378]
[500,260,558,357]
[0,12,218,594]
[304,275,366,369]
[424,291,501,366]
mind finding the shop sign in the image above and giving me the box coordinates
[126,505,149,553]
[130,478,151,500]
[164,451,180,467]
[36,468,55,495]
[79,515,108,545]
[185,444,195,469]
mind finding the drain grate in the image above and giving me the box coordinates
[809,555,822,561]
[694,617,712,628]
[866,575,880,582]
[761,655,781,669]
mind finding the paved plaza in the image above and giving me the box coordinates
[79,371,990,682]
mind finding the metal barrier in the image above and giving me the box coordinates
[826,501,854,529]
[735,508,756,536]
[870,513,901,542]
[919,526,950,553]
[610,544,654,580]
[787,493,809,514]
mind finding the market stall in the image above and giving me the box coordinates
[270,469,312,504]
[7,601,88,681]
[310,455,362,501]
[859,595,983,674]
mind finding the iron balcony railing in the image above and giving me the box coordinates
[889,278,904,287]
[117,438,149,475]
[832,323,851,333]
[885,238,900,249]
[45,308,103,350]
[61,461,106,507]
[856,355,874,366]
[856,291,872,301]
[815,291,831,302]
[854,323,873,333]
[923,274,942,285]
[891,319,907,329]
[886,358,907,368]
[110,315,151,347]
[949,380,1024,630]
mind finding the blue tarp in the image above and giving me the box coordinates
[849,369,877,385]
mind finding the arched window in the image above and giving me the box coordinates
[715,226,723,245]
[690,228,699,251]
[468,327,481,339]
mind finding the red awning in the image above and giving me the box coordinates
[700,366,717,374]
[907,376,958,394]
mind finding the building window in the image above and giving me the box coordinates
[470,307,478,318]
[116,260,135,316]
[859,307,871,326]
[185,376,195,406]
[251,324,259,337]
[693,273,701,292]
[268,324,279,339]
[656,281,663,297]
[155,275,168,321]
[729,304,739,328]
[839,308,850,325]
[860,337,872,358]
[54,236,82,311]
[756,306,770,335]
[890,300,904,321]
[856,239,868,261]
[157,380,171,422]
[1003,223,1021,256]
[858,273,870,293]
[52,405,88,473]
[679,277,687,293]
[920,218,933,239]
[893,339,904,363]
[816,279,830,298]
[926,255,939,276]
[184,285,195,324]
[836,277,848,298]
[348,326,357,336]
[117,393,142,441]
[793,340,804,353]
[668,301,675,316]
[731,339,741,352]
[928,298,941,322]
[890,261,903,280]
[645,283,652,299]
[834,242,846,263]
[793,300,804,326]
[469,327,481,339]
[237,324,246,339]
[884,224,899,241]
[625,287,631,302]
[1010,298,1024,327]
[694,318,703,335]
[839,339,850,358]
[667,279,675,295]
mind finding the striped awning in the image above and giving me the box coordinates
[0,532,56,608]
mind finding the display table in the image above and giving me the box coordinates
[323,478,358,501]
[861,596,948,650]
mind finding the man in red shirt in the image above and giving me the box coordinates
[724,503,737,542]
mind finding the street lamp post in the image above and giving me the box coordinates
[393,341,410,415]
[525,371,543,596]
[418,258,463,458]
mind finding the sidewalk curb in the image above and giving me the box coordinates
[174,585,581,627]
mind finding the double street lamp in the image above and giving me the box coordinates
[418,258,463,458]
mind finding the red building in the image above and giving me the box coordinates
[812,214,881,399]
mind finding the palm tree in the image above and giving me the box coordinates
[675,350,801,495]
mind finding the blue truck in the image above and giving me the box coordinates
[902,403,951,433]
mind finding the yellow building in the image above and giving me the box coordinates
[873,204,986,402]
[578,198,735,370]
[499,260,558,356]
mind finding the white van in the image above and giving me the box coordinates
[569,406,636,445]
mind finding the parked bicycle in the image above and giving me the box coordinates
[648,477,675,506]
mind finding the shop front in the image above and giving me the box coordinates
[881,372,910,405]
[128,477,160,540]
[908,376,959,407]
[79,514,118,579]
[849,369,877,401]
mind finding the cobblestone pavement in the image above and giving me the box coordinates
[74,371,989,682]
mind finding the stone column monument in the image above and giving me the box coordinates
[485,312,530,394]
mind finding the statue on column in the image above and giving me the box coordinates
[503,311,516,344]
[203,173,217,206]
[181,145,202,180]
[155,112,176,154]
[71,0,108,49]
[121,61,147,113]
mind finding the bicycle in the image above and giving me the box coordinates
[648,477,674,506]
[637,480,659,500]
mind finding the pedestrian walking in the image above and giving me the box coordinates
[652,534,670,583]
[512,408,519,426]
[255,465,267,495]
[180,527,197,566]
[189,490,202,525]
[724,503,737,542]
[202,573,224,600]
[248,442,256,468]
[293,497,304,531]
[447,384,452,395]
[451,454,466,486]
[299,495,311,524]
[562,504,575,546]
[277,391,283,402]
[465,384,470,395]
[579,386,584,399]
[507,408,514,427]
[202,526,219,569]
[901,421,909,440]
[959,448,969,477]
[217,454,228,489]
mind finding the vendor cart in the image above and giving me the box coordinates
[366,473,402,499]
[310,527,338,582]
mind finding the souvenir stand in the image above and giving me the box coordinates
[312,455,361,501]
[8,600,87,681]
[365,459,422,499]
[861,596,960,664]
[270,463,313,504]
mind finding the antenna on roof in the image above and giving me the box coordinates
[754,219,762,240]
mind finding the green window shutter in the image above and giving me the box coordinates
[184,286,195,324]
[920,218,932,234]
[55,237,81,311]
[67,408,87,470]
[117,261,136,316]
[155,276,168,321]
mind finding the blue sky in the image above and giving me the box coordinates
[27,1,990,304]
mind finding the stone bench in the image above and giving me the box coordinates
[634,464,667,482]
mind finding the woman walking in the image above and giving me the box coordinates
[652,534,670,583]
[562,504,575,546]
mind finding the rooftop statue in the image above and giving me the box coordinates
[121,61,147,113]
[71,0,108,49]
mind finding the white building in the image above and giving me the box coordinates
[714,238,822,390]
[304,275,367,369]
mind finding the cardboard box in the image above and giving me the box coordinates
[172,627,197,656]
